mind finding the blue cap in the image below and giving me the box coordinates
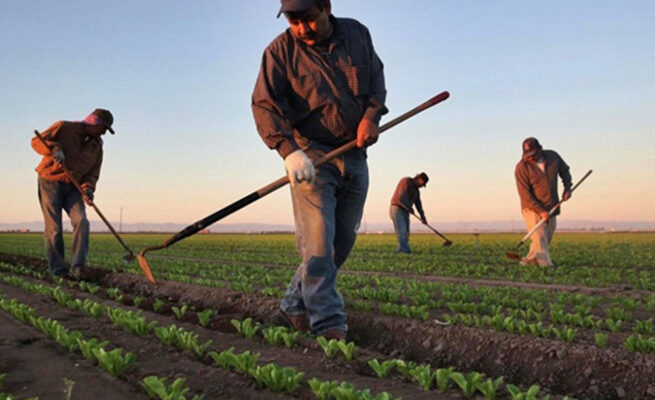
[277,0,316,18]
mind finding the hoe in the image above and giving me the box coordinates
[409,211,452,246]
[137,91,451,284]
[506,169,593,261]
[33,130,137,265]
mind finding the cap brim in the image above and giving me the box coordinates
[523,150,537,157]
[107,126,115,134]
[277,0,315,18]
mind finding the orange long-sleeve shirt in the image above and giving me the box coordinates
[32,121,103,190]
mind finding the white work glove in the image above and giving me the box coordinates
[52,147,65,164]
[284,149,315,187]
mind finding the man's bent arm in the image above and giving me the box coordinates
[81,152,103,191]
[515,166,547,213]
[361,27,388,124]
[252,48,299,159]
[31,122,61,155]
[415,196,426,220]
[558,154,573,193]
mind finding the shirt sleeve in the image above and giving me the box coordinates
[31,122,62,155]
[81,149,102,191]
[251,45,300,159]
[557,153,572,192]
[361,26,388,124]
[415,194,426,219]
[515,163,547,213]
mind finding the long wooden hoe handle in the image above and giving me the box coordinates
[137,90,451,284]
[409,211,452,245]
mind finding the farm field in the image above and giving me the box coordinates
[0,232,654,400]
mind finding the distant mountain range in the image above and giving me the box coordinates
[2,220,654,233]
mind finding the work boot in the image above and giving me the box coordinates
[53,269,74,280]
[519,257,538,266]
[70,266,83,280]
[320,328,347,341]
[278,310,310,333]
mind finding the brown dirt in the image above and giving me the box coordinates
[1,252,654,400]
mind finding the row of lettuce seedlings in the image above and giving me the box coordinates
[0,288,203,400]
[0,271,398,400]
[93,236,655,291]
[2,234,654,291]
[100,254,653,321]
[107,261,655,353]
[1,260,653,355]
[0,268,592,400]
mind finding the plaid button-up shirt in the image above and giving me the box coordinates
[252,15,387,158]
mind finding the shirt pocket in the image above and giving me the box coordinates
[289,71,330,110]
[339,64,370,96]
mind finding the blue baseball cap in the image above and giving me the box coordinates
[277,0,316,18]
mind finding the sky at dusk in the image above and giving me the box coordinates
[1,1,654,228]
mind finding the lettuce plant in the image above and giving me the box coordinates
[308,378,339,400]
[367,359,396,378]
[435,367,454,392]
[77,338,109,362]
[141,375,202,400]
[281,330,300,349]
[408,364,433,390]
[208,347,259,373]
[249,363,304,394]
[476,376,504,399]
[153,298,165,312]
[231,318,260,339]
[594,333,608,348]
[196,309,215,327]
[92,348,135,377]
[451,371,484,399]
[172,304,189,320]
[316,337,340,359]
[106,287,124,303]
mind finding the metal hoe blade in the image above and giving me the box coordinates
[136,251,158,285]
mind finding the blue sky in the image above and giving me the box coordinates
[1,1,653,227]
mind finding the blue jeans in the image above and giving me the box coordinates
[389,205,411,253]
[281,145,368,335]
[37,177,89,275]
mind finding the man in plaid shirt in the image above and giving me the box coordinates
[252,0,387,340]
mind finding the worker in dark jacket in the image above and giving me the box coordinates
[31,109,115,278]
[252,0,387,340]
[389,172,429,253]
[514,137,572,266]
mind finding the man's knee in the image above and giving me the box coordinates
[72,216,90,232]
[306,255,335,278]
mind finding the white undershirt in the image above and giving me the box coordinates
[536,158,546,172]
